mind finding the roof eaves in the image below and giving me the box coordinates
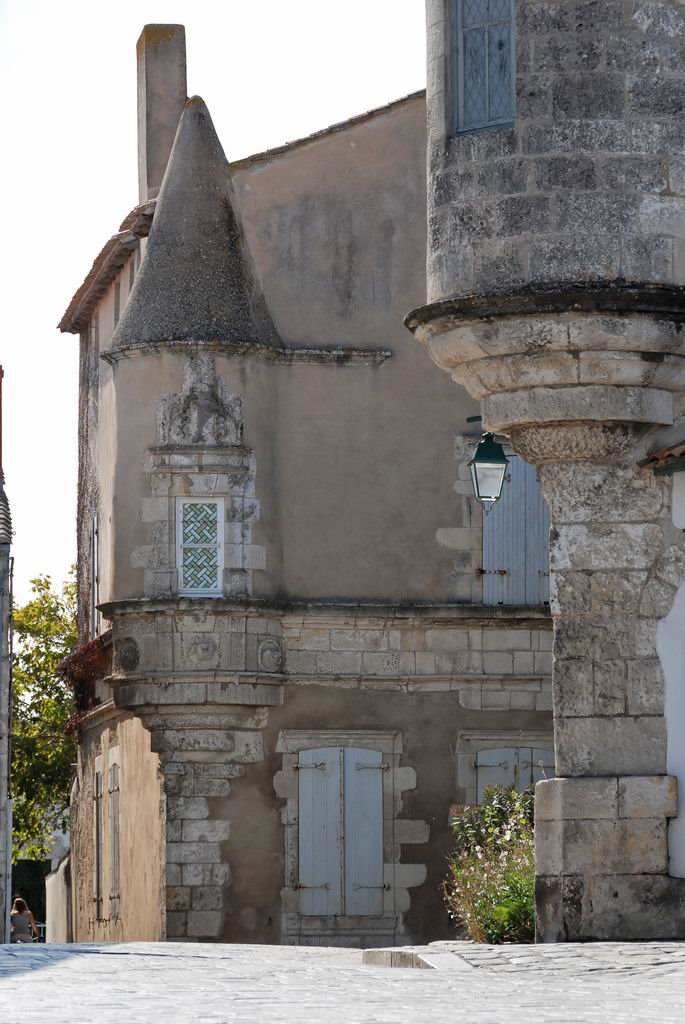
[640,439,685,473]
[230,89,426,170]
[58,200,156,335]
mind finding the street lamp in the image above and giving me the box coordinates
[468,432,509,513]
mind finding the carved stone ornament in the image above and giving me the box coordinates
[188,636,219,662]
[258,638,283,673]
[117,637,140,673]
[157,356,243,447]
[510,422,648,464]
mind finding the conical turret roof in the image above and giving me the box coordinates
[111,96,280,349]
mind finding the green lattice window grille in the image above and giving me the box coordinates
[176,498,225,597]
[455,0,515,133]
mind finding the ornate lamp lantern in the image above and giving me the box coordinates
[468,433,509,513]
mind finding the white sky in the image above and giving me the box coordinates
[0,0,426,605]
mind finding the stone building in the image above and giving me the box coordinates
[414,0,685,940]
[57,24,554,946]
[0,367,12,942]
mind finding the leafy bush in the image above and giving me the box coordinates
[12,575,77,860]
[443,786,535,944]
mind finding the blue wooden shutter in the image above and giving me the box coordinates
[530,748,555,786]
[476,747,517,802]
[456,0,514,132]
[109,763,120,919]
[298,748,343,915]
[94,770,104,919]
[343,749,385,916]
[478,747,555,802]
[483,456,550,606]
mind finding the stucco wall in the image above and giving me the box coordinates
[196,684,551,945]
[92,96,480,607]
[659,475,685,876]
[232,96,428,351]
[45,856,71,943]
[71,710,164,941]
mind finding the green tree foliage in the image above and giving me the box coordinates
[11,575,77,861]
[443,786,535,943]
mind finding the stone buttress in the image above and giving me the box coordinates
[412,0,685,939]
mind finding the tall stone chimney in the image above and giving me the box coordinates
[137,24,187,203]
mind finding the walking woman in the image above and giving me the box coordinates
[10,897,39,943]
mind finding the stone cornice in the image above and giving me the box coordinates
[74,698,128,734]
[100,339,392,367]
[405,282,685,335]
[98,595,551,626]
[58,200,156,334]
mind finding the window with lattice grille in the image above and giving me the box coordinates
[455,0,515,132]
[176,498,225,597]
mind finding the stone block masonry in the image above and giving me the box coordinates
[412,302,685,940]
[162,758,247,939]
[108,602,552,711]
[424,0,685,303]
[104,598,552,943]
[413,0,685,942]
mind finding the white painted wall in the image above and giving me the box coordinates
[659,476,685,876]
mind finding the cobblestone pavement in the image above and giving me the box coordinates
[1,941,685,1023]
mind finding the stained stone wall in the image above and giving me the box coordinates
[425,0,685,302]
[70,708,165,942]
[414,0,685,942]
[65,52,557,949]
[92,600,552,944]
[436,435,485,603]
[532,449,685,940]
[108,602,551,711]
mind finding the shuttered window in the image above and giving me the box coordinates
[94,770,104,920]
[109,764,120,919]
[476,746,554,803]
[90,514,99,639]
[298,747,384,917]
[113,280,121,327]
[176,498,224,597]
[482,455,550,606]
[455,0,515,132]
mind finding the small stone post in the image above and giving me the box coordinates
[137,24,187,203]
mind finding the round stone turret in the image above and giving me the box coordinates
[412,0,685,943]
[414,0,685,461]
[424,0,685,306]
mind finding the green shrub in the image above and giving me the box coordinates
[443,786,535,944]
